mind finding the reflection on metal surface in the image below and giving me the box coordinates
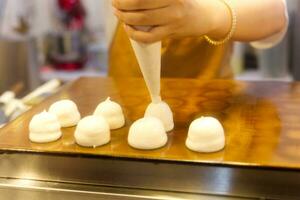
[0,178,249,200]
[12,179,35,188]
[0,153,300,199]
[213,167,234,194]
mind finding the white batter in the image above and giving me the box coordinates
[75,115,110,148]
[29,111,62,143]
[93,97,125,130]
[128,117,168,150]
[130,31,174,132]
[144,101,174,132]
[48,99,81,127]
[185,117,225,153]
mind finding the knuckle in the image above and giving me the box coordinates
[126,28,138,39]
[127,13,149,25]
[141,35,156,43]
[118,13,134,25]
[130,33,152,43]
[112,0,121,8]
[173,10,183,21]
[127,15,140,25]
[132,0,143,8]
[135,13,149,24]
[117,12,125,21]
[177,0,185,8]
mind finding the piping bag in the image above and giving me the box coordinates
[129,26,161,103]
[129,26,174,131]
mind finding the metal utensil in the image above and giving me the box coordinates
[22,79,60,105]
[0,109,7,127]
[0,79,61,127]
[0,82,24,128]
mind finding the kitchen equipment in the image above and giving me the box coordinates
[129,26,161,103]
[47,0,87,71]
[130,40,162,103]
[0,82,24,127]
[0,40,29,93]
[0,79,61,128]
[0,109,6,126]
[47,31,87,71]
[1,77,300,199]
[22,79,61,105]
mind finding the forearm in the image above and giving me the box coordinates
[210,0,287,42]
[112,0,288,43]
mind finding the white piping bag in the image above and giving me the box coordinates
[129,26,174,131]
[129,26,161,103]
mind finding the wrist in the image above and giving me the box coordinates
[207,0,232,40]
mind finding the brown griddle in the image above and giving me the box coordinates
[1,77,300,199]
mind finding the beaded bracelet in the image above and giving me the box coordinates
[204,0,237,46]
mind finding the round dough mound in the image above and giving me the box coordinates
[128,117,168,150]
[186,117,225,153]
[94,97,125,130]
[75,115,110,147]
[144,101,174,132]
[49,99,81,127]
[29,111,62,143]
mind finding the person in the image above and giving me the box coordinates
[108,0,288,79]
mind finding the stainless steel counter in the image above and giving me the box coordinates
[0,152,299,199]
[0,178,249,200]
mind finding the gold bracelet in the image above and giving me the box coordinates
[204,0,237,46]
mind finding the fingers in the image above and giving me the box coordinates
[124,24,173,43]
[114,6,174,26]
[112,0,172,11]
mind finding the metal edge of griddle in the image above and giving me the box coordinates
[1,151,300,199]
[0,178,252,200]
[0,146,299,170]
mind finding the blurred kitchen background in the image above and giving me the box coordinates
[0,0,299,95]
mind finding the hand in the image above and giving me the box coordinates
[112,0,231,43]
